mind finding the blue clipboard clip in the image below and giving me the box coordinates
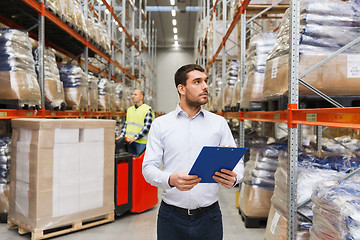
[188,146,248,183]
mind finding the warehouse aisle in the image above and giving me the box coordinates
[0,187,265,240]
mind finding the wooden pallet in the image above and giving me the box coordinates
[7,211,114,240]
[0,99,40,110]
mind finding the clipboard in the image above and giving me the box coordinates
[188,146,248,183]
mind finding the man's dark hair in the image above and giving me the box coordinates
[174,64,205,88]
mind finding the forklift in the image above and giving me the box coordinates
[114,137,158,216]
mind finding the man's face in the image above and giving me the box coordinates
[180,70,208,107]
[132,89,143,104]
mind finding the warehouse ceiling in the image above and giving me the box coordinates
[146,0,199,48]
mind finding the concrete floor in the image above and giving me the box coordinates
[0,187,265,240]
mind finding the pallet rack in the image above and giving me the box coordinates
[198,0,360,239]
[0,0,157,119]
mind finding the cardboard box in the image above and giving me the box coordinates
[9,119,115,231]
[263,54,360,99]
[239,183,273,218]
[265,204,310,240]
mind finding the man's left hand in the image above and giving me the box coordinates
[213,169,237,189]
[126,137,136,144]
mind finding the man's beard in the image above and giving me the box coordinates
[185,94,208,108]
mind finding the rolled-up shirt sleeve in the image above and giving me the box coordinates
[142,119,172,190]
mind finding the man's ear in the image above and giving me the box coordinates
[177,84,185,95]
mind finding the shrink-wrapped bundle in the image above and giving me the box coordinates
[224,60,239,111]
[0,137,10,222]
[0,29,41,106]
[97,78,110,111]
[58,65,88,110]
[239,144,286,218]
[114,83,124,112]
[310,181,360,240]
[264,0,360,98]
[109,81,116,111]
[88,74,98,111]
[241,32,277,110]
[34,48,65,109]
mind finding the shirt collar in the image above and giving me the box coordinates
[176,104,205,119]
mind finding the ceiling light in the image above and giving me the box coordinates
[105,9,110,14]
[115,21,119,26]
[172,19,177,26]
[118,27,123,32]
[173,27,177,34]
[170,0,175,5]
[174,35,178,40]
[171,9,176,17]
[174,41,179,46]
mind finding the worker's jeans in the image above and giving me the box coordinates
[128,142,146,156]
[157,201,223,240]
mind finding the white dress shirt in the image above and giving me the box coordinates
[142,105,244,209]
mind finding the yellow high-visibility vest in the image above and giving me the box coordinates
[125,103,154,144]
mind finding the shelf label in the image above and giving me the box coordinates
[0,112,7,117]
[347,55,360,78]
[306,113,317,122]
[68,113,72,116]
[274,114,280,120]
[26,112,33,117]
[51,112,56,116]
[257,114,261,119]
[245,114,248,119]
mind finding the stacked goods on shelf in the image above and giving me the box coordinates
[265,140,360,240]
[109,81,116,112]
[224,60,239,112]
[114,83,124,112]
[33,48,65,110]
[88,74,98,111]
[239,144,285,222]
[97,78,110,111]
[310,181,360,240]
[212,75,223,112]
[123,88,133,110]
[231,78,241,111]
[0,29,41,108]
[208,21,239,60]
[0,137,10,223]
[241,32,277,110]
[8,119,115,235]
[263,0,360,100]
[58,65,88,111]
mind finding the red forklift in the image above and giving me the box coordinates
[114,138,158,216]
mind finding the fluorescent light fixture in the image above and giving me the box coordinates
[171,9,176,17]
[174,41,179,46]
[118,27,123,32]
[173,27,177,34]
[172,19,177,26]
[174,35,178,40]
[105,9,110,14]
[115,21,119,26]
[170,0,175,5]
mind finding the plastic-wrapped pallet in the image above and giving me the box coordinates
[98,78,110,111]
[224,60,239,111]
[265,152,347,240]
[310,180,360,240]
[88,74,98,111]
[239,144,286,219]
[58,65,88,111]
[114,83,124,112]
[109,81,116,112]
[263,0,360,99]
[241,32,277,110]
[0,137,10,223]
[0,29,41,107]
[8,119,115,236]
[33,48,65,109]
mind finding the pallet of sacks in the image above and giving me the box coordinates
[8,119,115,240]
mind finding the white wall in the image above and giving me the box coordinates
[154,48,194,113]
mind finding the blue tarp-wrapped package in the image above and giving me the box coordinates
[97,78,110,111]
[0,29,41,104]
[239,144,286,218]
[241,32,277,109]
[33,48,65,108]
[310,181,360,240]
[263,0,360,99]
[58,65,88,110]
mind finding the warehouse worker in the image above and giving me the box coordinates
[117,88,154,156]
[142,64,244,240]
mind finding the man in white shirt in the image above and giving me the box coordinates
[142,64,244,240]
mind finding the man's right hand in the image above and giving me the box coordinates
[169,172,201,191]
